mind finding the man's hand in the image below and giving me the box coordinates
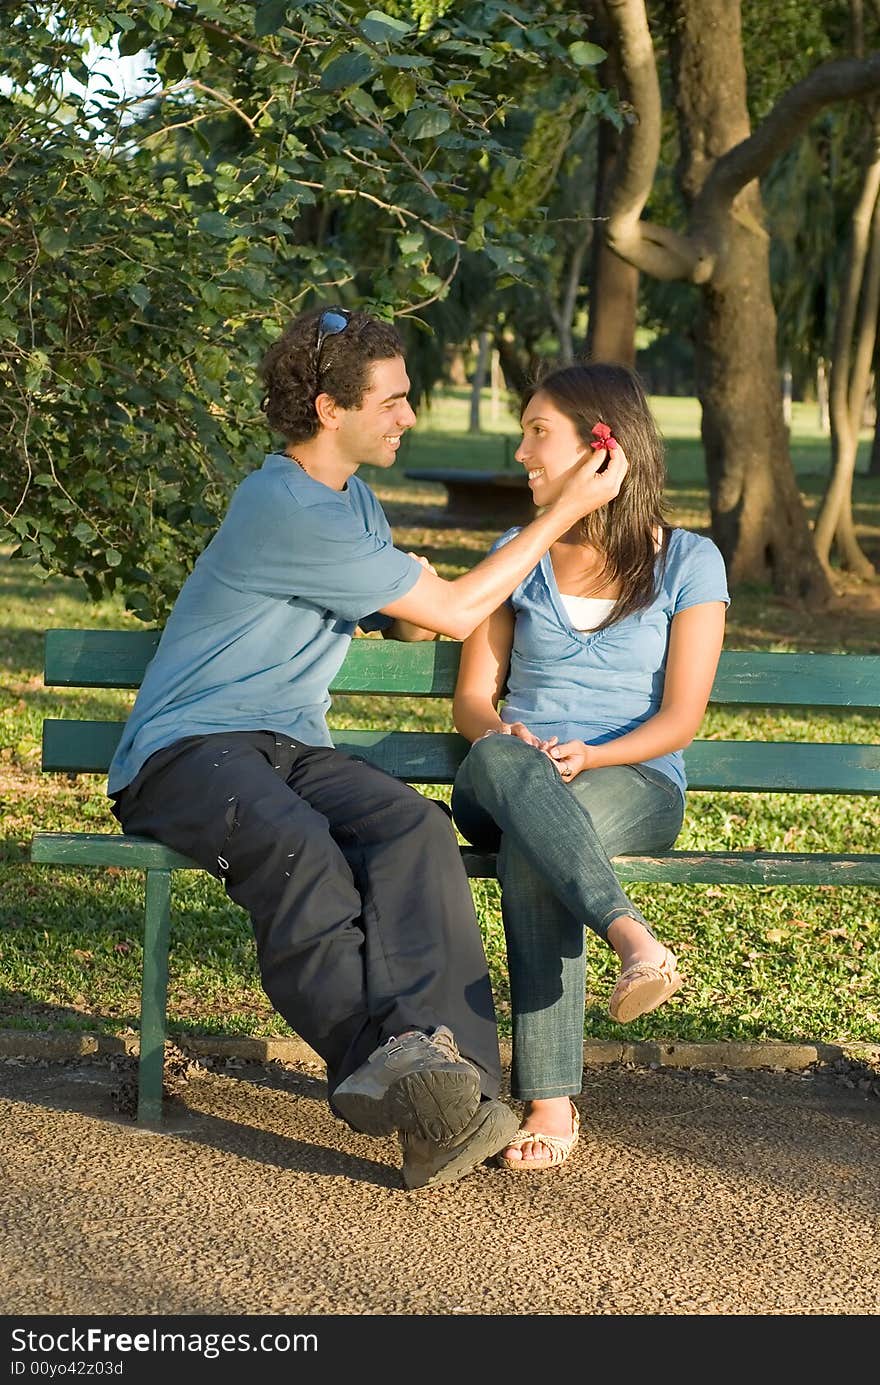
[556,444,628,520]
[409,553,438,577]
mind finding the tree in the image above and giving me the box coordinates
[599,0,880,602]
[583,0,639,365]
[0,0,602,618]
[812,2,880,577]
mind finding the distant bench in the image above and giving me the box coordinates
[31,631,880,1126]
[403,468,533,526]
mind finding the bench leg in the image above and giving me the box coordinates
[137,868,171,1127]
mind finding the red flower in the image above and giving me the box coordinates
[590,421,618,451]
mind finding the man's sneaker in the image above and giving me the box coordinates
[332,1026,481,1142]
[400,1097,521,1190]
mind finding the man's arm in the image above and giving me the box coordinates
[383,554,439,642]
[380,448,627,641]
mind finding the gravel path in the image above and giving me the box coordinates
[1,1056,878,1317]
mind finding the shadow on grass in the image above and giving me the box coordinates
[0,988,141,1034]
[1,684,133,722]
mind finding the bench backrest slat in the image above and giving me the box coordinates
[41,720,880,793]
[44,629,880,709]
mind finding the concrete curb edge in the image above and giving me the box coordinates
[1,1029,878,1071]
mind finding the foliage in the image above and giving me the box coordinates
[1,0,608,619]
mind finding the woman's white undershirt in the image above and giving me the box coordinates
[558,530,662,631]
[558,594,617,632]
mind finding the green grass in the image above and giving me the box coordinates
[1,391,878,1047]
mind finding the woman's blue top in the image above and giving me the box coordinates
[493,526,730,798]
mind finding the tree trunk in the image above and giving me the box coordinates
[490,348,502,420]
[548,205,591,365]
[813,118,880,577]
[695,250,827,597]
[585,1,638,365]
[817,358,831,434]
[666,0,831,603]
[494,333,530,394]
[469,331,490,434]
[870,383,880,475]
[448,349,467,386]
[556,239,588,364]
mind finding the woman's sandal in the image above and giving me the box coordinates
[608,945,682,1024]
[496,1102,580,1172]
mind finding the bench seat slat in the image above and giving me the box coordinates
[32,832,197,871]
[44,629,880,709]
[31,833,880,886]
[42,720,880,793]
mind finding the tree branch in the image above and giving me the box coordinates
[601,0,703,280]
[601,5,880,284]
[694,54,880,230]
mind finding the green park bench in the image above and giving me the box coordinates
[31,630,880,1126]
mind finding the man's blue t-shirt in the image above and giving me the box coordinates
[493,527,730,797]
[108,455,422,795]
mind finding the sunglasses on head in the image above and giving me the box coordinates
[315,308,351,370]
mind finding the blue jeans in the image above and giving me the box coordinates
[452,734,684,1099]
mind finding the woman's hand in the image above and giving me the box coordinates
[478,721,547,749]
[546,738,593,781]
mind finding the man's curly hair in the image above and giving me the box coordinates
[259,307,405,444]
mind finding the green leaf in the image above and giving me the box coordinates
[118,24,149,56]
[196,211,239,240]
[568,41,607,66]
[39,228,69,257]
[402,107,451,141]
[128,283,151,310]
[384,69,416,112]
[384,55,432,69]
[83,175,105,205]
[73,522,96,543]
[348,87,380,118]
[473,198,494,229]
[320,52,376,92]
[253,0,291,37]
[397,232,425,254]
[360,10,412,43]
[105,548,122,567]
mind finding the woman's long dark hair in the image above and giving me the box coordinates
[521,362,669,631]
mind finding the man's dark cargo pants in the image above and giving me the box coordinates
[112,731,502,1107]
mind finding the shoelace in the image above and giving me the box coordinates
[384,1028,462,1062]
[426,1027,462,1063]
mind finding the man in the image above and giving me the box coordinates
[108,306,626,1189]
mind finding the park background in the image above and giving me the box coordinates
[1,1,878,1051]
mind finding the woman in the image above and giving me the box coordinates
[451,363,728,1172]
